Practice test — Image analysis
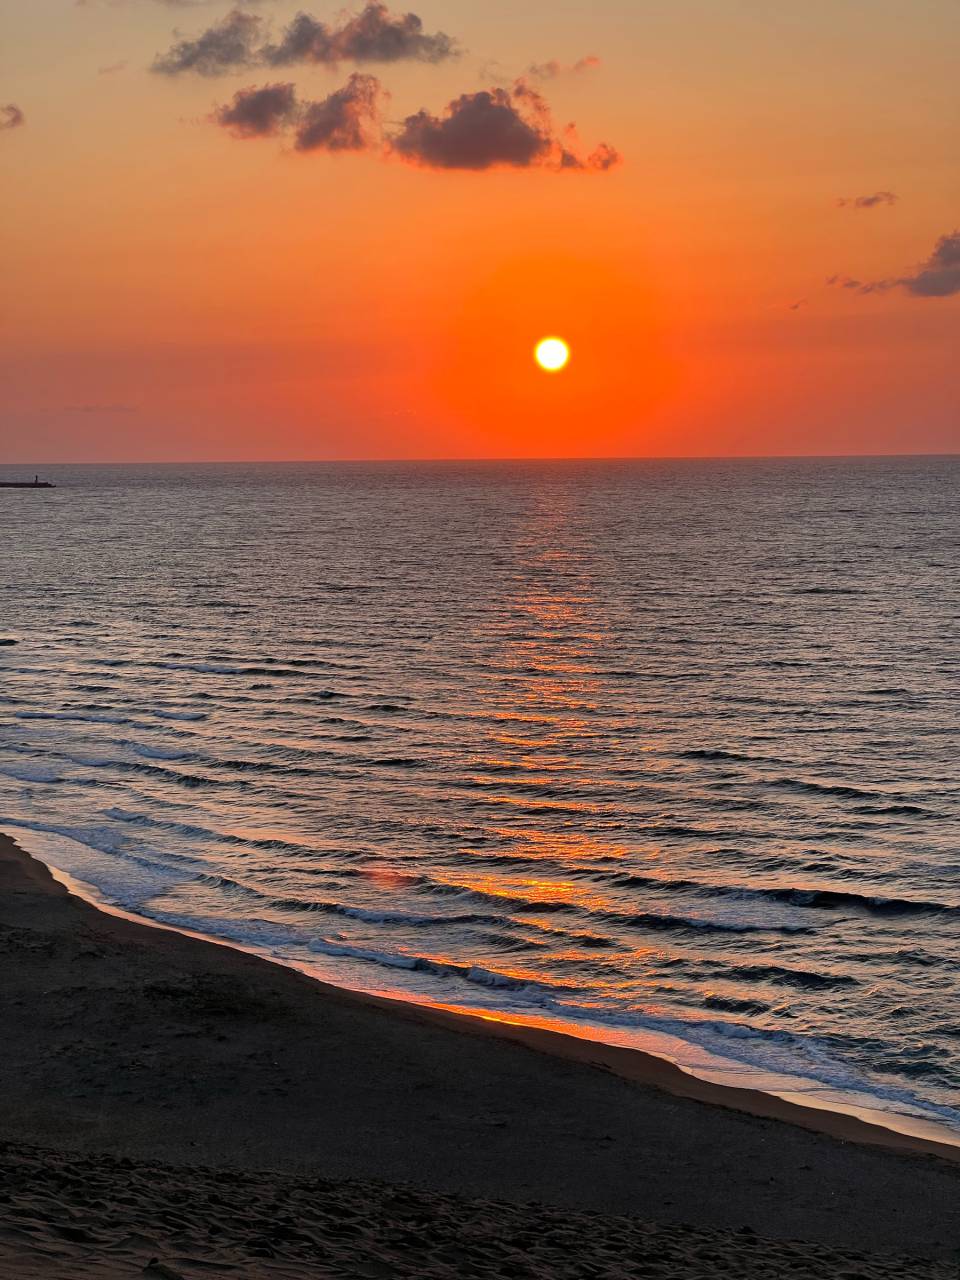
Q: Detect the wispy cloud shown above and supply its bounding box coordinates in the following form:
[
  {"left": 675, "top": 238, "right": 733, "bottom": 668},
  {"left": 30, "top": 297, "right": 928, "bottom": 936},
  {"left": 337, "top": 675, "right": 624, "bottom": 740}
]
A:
[
  {"left": 829, "top": 229, "right": 960, "bottom": 298},
  {"left": 1, "top": 104, "right": 25, "bottom": 130},
  {"left": 836, "top": 191, "right": 897, "bottom": 210},
  {"left": 526, "top": 55, "right": 600, "bottom": 80},
  {"left": 98, "top": 61, "right": 129, "bottom": 75},
  {"left": 152, "top": 8, "right": 264, "bottom": 76}
]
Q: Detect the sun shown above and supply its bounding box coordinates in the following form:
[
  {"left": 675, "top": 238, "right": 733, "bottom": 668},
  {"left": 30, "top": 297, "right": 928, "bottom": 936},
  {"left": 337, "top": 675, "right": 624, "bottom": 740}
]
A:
[{"left": 535, "top": 336, "right": 570, "bottom": 372}]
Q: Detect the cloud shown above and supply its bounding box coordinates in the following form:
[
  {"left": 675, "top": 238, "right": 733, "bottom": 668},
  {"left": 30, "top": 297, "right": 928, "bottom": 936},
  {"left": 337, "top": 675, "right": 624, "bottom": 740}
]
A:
[
  {"left": 527, "top": 54, "right": 600, "bottom": 80},
  {"left": 836, "top": 191, "right": 897, "bottom": 210},
  {"left": 263, "top": 2, "right": 457, "bottom": 67},
  {"left": 98, "top": 61, "right": 129, "bottom": 75},
  {"left": 154, "top": 3, "right": 456, "bottom": 75},
  {"left": 1, "top": 104, "right": 24, "bottom": 130},
  {"left": 899, "top": 230, "right": 960, "bottom": 297},
  {"left": 294, "top": 72, "right": 384, "bottom": 151},
  {"left": 212, "top": 81, "right": 298, "bottom": 136},
  {"left": 212, "top": 75, "right": 620, "bottom": 174},
  {"left": 211, "top": 76, "right": 385, "bottom": 150},
  {"left": 390, "top": 79, "right": 620, "bottom": 172},
  {"left": 829, "top": 229, "right": 960, "bottom": 298},
  {"left": 826, "top": 274, "right": 890, "bottom": 295},
  {"left": 151, "top": 8, "right": 265, "bottom": 75}
]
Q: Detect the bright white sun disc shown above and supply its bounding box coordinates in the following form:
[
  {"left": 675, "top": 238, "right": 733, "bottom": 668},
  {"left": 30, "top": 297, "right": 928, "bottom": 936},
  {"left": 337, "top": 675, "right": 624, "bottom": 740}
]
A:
[{"left": 535, "top": 337, "right": 570, "bottom": 372}]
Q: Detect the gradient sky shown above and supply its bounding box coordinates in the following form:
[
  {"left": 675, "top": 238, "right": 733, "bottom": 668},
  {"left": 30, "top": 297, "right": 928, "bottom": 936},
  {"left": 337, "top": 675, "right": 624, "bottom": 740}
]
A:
[{"left": 2, "top": 0, "right": 959, "bottom": 461}]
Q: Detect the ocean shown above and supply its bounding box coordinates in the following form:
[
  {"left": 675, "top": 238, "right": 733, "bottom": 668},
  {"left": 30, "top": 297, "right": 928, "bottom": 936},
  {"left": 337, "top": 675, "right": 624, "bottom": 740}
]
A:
[{"left": 1, "top": 457, "right": 958, "bottom": 1140}]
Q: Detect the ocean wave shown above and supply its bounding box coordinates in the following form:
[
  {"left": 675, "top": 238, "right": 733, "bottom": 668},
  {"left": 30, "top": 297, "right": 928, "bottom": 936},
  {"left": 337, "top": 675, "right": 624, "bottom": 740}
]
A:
[
  {"left": 129, "top": 743, "right": 193, "bottom": 761},
  {"left": 713, "top": 963, "right": 859, "bottom": 991},
  {"left": 763, "top": 776, "right": 878, "bottom": 800},
  {"left": 101, "top": 807, "right": 319, "bottom": 855},
  {"left": 192, "top": 873, "right": 504, "bottom": 929},
  {"left": 15, "top": 710, "right": 139, "bottom": 727},
  {"left": 0, "top": 763, "right": 61, "bottom": 784},
  {"left": 606, "top": 870, "right": 959, "bottom": 920},
  {"left": 612, "top": 907, "right": 815, "bottom": 935}
]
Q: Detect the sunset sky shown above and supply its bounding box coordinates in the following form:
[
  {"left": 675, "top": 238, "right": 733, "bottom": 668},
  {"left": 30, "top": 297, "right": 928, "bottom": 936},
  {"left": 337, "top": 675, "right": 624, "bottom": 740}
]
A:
[{"left": 2, "top": 0, "right": 959, "bottom": 461}]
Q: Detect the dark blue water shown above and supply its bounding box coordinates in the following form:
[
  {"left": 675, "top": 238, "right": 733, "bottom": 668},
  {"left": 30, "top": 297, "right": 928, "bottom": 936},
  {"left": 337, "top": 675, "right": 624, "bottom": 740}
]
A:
[{"left": 1, "top": 458, "right": 958, "bottom": 1137}]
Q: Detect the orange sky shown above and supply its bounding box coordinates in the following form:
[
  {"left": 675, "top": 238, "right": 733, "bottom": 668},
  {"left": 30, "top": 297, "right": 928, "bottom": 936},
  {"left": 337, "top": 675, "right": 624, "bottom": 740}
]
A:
[{"left": 1, "top": 0, "right": 959, "bottom": 461}]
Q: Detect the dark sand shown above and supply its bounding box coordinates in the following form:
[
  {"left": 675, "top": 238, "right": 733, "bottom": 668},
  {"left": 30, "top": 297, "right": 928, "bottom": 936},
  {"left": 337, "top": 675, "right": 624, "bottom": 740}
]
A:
[{"left": 1, "top": 831, "right": 958, "bottom": 1278}]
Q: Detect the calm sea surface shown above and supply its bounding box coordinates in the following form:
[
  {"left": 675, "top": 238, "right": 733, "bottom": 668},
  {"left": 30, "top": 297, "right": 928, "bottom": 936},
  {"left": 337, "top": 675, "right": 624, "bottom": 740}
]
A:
[{"left": 1, "top": 459, "right": 958, "bottom": 1136}]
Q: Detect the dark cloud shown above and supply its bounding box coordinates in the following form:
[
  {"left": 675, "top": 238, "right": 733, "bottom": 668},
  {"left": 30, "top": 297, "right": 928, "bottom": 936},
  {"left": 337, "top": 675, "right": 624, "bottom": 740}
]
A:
[
  {"left": 1, "top": 104, "right": 24, "bottom": 130},
  {"left": 211, "top": 73, "right": 619, "bottom": 176},
  {"left": 155, "top": 2, "right": 456, "bottom": 75},
  {"left": 836, "top": 191, "right": 897, "bottom": 210},
  {"left": 151, "top": 8, "right": 264, "bottom": 75},
  {"left": 212, "top": 81, "right": 298, "bottom": 137},
  {"left": 211, "top": 75, "right": 383, "bottom": 151},
  {"left": 390, "top": 80, "right": 620, "bottom": 172},
  {"left": 262, "top": 2, "right": 457, "bottom": 68},
  {"left": 899, "top": 230, "right": 960, "bottom": 297},
  {"left": 829, "top": 230, "right": 960, "bottom": 299},
  {"left": 527, "top": 54, "right": 600, "bottom": 80},
  {"left": 294, "top": 73, "right": 384, "bottom": 151}
]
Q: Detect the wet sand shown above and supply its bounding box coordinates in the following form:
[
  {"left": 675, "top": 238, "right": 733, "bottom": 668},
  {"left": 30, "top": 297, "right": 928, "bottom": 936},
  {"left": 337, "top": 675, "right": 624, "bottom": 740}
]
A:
[{"left": 1, "top": 830, "right": 958, "bottom": 1277}]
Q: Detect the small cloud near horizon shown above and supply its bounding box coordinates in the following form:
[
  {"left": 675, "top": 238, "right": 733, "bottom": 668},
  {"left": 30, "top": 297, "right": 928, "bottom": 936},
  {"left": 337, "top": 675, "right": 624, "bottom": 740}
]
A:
[
  {"left": 1, "top": 104, "right": 25, "bottom": 130},
  {"left": 829, "top": 229, "right": 960, "bottom": 298},
  {"left": 836, "top": 191, "right": 897, "bottom": 210}
]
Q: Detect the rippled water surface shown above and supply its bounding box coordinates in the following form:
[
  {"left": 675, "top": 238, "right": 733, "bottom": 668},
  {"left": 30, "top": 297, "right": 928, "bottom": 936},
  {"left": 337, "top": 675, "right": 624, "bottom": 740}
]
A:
[{"left": 2, "top": 459, "right": 958, "bottom": 1134}]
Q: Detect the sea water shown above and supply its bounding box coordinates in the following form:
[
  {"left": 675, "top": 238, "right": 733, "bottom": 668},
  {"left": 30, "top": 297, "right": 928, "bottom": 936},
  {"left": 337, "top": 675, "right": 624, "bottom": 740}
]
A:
[{"left": 1, "top": 458, "right": 958, "bottom": 1136}]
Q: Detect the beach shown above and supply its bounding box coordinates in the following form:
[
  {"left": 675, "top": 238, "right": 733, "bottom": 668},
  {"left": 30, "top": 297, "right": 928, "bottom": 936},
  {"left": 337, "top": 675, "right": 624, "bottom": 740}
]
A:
[{"left": 2, "top": 829, "right": 958, "bottom": 1278}]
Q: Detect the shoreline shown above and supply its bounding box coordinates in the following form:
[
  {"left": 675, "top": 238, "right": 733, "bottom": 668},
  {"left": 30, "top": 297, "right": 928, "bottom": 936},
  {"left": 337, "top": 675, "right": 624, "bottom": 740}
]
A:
[
  {"left": 3, "top": 826, "right": 960, "bottom": 1274},
  {"left": 30, "top": 835, "right": 960, "bottom": 1164}
]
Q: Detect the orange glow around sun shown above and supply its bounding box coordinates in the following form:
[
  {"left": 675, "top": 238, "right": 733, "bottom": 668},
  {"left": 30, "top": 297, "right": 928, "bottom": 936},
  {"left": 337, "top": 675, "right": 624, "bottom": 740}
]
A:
[{"left": 423, "top": 252, "right": 678, "bottom": 457}]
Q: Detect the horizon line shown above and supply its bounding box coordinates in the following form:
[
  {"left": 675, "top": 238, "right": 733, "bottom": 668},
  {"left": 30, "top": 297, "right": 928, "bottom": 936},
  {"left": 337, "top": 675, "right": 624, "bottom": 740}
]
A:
[{"left": 2, "top": 451, "right": 958, "bottom": 468}]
